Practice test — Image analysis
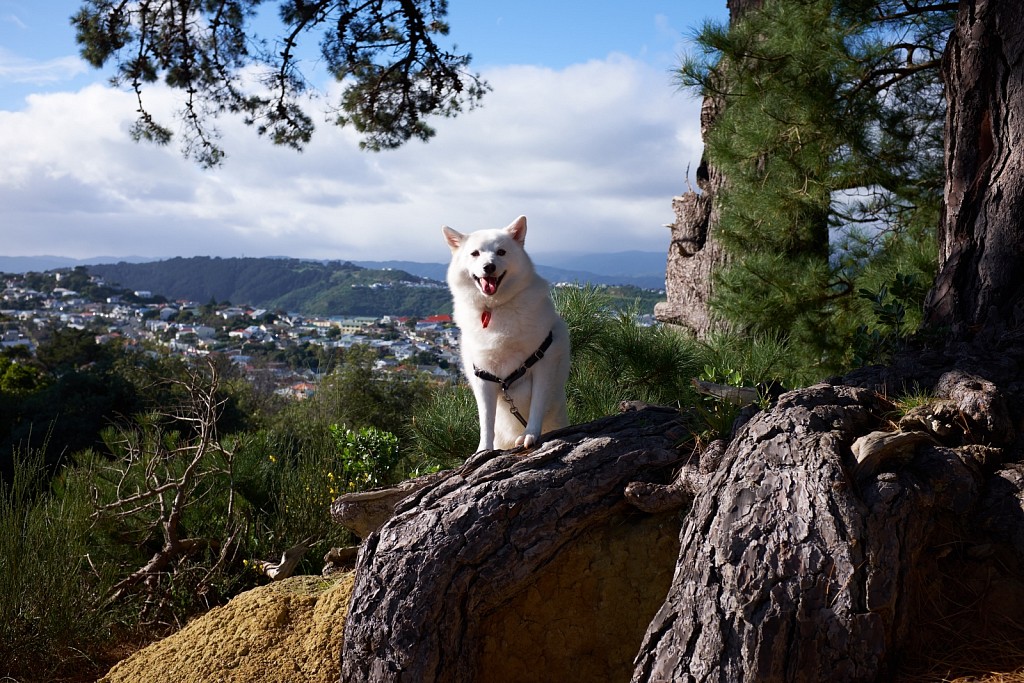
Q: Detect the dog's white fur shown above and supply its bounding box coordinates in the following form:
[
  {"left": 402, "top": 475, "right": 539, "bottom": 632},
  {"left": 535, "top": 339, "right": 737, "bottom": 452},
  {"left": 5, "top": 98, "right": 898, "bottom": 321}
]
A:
[{"left": 442, "top": 215, "right": 570, "bottom": 452}]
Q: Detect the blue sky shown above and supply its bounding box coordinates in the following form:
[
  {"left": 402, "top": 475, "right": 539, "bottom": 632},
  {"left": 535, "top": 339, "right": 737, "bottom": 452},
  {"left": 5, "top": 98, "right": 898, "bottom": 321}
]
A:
[{"left": 0, "top": 1, "right": 726, "bottom": 262}]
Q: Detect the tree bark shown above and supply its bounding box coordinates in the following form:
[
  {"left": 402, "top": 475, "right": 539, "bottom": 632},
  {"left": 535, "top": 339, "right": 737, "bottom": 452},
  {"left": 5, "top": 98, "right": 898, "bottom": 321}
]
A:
[
  {"left": 340, "top": 407, "right": 687, "bottom": 683},
  {"left": 655, "top": 0, "right": 763, "bottom": 336},
  {"left": 924, "top": 0, "right": 1024, "bottom": 343},
  {"left": 629, "top": 381, "right": 1018, "bottom": 682}
]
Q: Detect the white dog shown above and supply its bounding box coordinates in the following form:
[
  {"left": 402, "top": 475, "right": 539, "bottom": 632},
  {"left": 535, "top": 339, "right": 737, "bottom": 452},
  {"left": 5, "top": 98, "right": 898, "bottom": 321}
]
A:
[{"left": 442, "top": 215, "right": 571, "bottom": 452}]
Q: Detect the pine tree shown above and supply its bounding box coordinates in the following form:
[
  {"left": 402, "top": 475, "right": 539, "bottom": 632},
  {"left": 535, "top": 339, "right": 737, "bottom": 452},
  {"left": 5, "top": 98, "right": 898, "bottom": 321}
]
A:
[
  {"left": 72, "top": 0, "right": 489, "bottom": 166},
  {"left": 680, "top": 0, "right": 952, "bottom": 373}
]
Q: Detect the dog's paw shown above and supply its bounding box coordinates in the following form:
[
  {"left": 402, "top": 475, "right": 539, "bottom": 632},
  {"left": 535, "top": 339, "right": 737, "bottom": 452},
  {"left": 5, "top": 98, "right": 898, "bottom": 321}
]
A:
[{"left": 515, "top": 433, "right": 538, "bottom": 449}]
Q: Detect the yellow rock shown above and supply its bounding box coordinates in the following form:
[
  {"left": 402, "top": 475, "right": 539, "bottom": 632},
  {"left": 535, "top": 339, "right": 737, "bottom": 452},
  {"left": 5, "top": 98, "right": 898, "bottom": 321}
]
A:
[{"left": 101, "top": 573, "right": 355, "bottom": 683}]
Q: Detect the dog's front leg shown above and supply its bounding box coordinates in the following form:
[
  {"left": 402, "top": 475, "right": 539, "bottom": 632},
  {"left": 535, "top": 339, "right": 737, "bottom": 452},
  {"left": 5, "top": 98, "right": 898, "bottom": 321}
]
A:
[
  {"left": 471, "top": 379, "right": 499, "bottom": 452},
  {"left": 516, "top": 371, "right": 552, "bottom": 449}
]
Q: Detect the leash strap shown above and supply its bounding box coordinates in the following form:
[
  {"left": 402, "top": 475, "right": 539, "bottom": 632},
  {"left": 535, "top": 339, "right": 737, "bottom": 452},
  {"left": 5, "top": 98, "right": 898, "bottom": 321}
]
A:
[{"left": 473, "top": 331, "right": 555, "bottom": 427}]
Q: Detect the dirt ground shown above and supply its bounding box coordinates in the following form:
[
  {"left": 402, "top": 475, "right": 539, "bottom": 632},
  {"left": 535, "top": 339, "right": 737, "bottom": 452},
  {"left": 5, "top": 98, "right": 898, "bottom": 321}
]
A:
[{"left": 99, "top": 572, "right": 354, "bottom": 683}]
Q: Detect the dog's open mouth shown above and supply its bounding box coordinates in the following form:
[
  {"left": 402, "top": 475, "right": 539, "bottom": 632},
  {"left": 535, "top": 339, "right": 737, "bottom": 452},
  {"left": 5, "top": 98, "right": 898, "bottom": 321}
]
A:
[{"left": 475, "top": 272, "right": 505, "bottom": 296}]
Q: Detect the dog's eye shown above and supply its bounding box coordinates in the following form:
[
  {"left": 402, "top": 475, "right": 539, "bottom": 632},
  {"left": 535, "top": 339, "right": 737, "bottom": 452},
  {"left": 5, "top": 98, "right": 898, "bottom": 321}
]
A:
[
  {"left": 496, "top": 249, "right": 506, "bottom": 256},
  {"left": 470, "top": 250, "right": 480, "bottom": 257}
]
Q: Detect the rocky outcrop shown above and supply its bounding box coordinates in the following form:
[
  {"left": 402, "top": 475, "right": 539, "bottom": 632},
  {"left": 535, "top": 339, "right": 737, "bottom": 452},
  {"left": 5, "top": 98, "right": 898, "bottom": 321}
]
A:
[
  {"left": 339, "top": 407, "right": 687, "bottom": 683},
  {"left": 101, "top": 573, "right": 354, "bottom": 683}
]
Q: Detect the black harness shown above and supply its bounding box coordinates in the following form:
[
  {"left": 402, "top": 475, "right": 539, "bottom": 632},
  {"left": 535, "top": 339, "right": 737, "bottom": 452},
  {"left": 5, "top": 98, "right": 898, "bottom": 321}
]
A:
[{"left": 473, "top": 330, "right": 554, "bottom": 427}]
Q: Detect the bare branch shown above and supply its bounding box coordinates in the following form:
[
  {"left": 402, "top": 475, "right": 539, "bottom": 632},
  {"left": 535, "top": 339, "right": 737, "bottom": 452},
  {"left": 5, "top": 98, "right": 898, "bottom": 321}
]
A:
[{"left": 94, "top": 359, "right": 240, "bottom": 609}]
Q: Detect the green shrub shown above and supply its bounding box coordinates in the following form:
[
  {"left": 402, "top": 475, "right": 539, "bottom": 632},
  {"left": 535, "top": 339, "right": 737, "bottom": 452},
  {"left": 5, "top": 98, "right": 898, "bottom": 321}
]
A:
[
  {"left": 850, "top": 273, "right": 929, "bottom": 367},
  {"left": 82, "top": 414, "right": 362, "bottom": 622},
  {"left": 696, "top": 330, "right": 796, "bottom": 388},
  {"left": 329, "top": 424, "right": 401, "bottom": 490},
  {"left": 0, "top": 450, "right": 117, "bottom": 680},
  {"left": 407, "top": 382, "right": 478, "bottom": 467},
  {"left": 271, "top": 345, "right": 433, "bottom": 443},
  {"left": 238, "top": 429, "right": 356, "bottom": 571},
  {"left": 556, "top": 287, "right": 703, "bottom": 423}
]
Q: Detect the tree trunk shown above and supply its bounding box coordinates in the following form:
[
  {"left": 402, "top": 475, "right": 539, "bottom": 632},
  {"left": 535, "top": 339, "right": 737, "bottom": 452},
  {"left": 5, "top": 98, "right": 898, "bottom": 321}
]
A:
[
  {"left": 654, "top": 0, "right": 763, "bottom": 336},
  {"left": 629, "top": 381, "right": 1024, "bottom": 682},
  {"left": 654, "top": 182, "right": 729, "bottom": 336},
  {"left": 924, "top": 0, "right": 1024, "bottom": 343},
  {"left": 632, "top": 1, "right": 1024, "bottom": 677},
  {"left": 340, "top": 407, "right": 687, "bottom": 683}
]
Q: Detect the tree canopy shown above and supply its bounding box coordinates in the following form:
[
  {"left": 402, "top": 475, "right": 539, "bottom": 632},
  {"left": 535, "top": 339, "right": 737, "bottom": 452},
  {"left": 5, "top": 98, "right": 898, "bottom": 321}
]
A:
[
  {"left": 679, "top": 0, "right": 955, "bottom": 372},
  {"left": 72, "top": 0, "right": 489, "bottom": 166}
]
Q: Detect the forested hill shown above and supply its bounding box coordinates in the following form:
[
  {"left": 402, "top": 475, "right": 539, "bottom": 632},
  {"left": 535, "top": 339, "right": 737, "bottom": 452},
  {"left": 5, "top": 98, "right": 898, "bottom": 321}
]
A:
[{"left": 88, "top": 257, "right": 452, "bottom": 317}]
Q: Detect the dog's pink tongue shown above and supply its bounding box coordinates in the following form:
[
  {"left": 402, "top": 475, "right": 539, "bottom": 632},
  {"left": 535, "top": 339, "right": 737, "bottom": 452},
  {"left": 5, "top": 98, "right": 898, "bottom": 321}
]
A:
[{"left": 482, "top": 277, "right": 498, "bottom": 295}]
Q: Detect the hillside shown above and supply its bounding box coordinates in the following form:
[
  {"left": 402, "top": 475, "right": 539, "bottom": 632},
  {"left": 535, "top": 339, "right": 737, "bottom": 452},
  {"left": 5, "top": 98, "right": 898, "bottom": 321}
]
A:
[
  {"left": 354, "top": 252, "right": 666, "bottom": 290},
  {"left": 86, "top": 257, "right": 665, "bottom": 317},
  {"left": 88, "top": 257, "right": 452, "bottom": 317},
  {"left": 2, "top": 252, "right": 666, "bottom": 291}
]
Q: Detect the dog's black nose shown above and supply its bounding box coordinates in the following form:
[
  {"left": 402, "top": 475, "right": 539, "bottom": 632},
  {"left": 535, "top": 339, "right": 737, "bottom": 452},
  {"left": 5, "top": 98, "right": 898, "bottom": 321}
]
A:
[{"left": 483, "top": 263, "right": 496, "bottom": 274}]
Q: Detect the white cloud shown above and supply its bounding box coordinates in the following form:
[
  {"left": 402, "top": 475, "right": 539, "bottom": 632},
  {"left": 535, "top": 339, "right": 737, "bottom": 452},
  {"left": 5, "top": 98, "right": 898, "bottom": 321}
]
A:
[
  {"left": 0, "top": 55, "right": 704, "bottom": 263},
  {"left": 0, "top": 47, "right": 87, "bottom": 84},
  {"left": 1, "top": 13, "right": 27, "bottom": 30}
]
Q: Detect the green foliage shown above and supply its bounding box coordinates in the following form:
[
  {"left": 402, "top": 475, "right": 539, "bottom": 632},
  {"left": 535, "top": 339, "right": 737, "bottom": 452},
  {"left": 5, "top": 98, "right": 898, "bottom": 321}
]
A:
[
  {"left": 0, "top": 450, "right": 117, "bottom": 681},
  {"left": 0, "top": 317, "right": 438, "bottom": 665},
  {"left": 329, "top": 425, "right": 401, "bottom": 491},
  {"left": 407, "top": 383, "right": 479, "bottom": 467},
  {"left": 700, "top": 365, "right": 744, "bottom": 390},
  {"left": 35, "top": 327, "right": 114, "bottom": 375},
  {"left": 72, "top": 0, "right": 488, "bottom": 165},
  {"left": 556, "top": 286, "right": 702, "bottom": 423},
  {"left": 862, "top": 276, "right": 914, "bottom": 333},
  {"left": 80, "top": 364, "right": 358, "bottom": 624},
  {"left": 272, "top": 345, "right": 433, "bottom": 443},
  {"left": 889, "top": 387, "right": 937, "bottom": 419},
  {"left": 0, "top": 356, "right": 47, "bottom": 395},
  {"left": 693, "top": 365, "right": 747, "bottom": 442},
  {"left": 234, "top": 429, "right": 354, "bottom": 565},
  {"left": 0, "top": 339, "right": 266, "bottom": 488},
  {"left": 680, "top": 0, "right": 948, "bottom": 376},
  {"left": 580, "top": 285, "right": 665, "bottom": 316},
  {"left": 428, "top": 287, "right": 802, "bottom": 448},
  {"left": 2, "top": 361, "right": 138, "bottom": 479},
  {"left": 851, "top": 273, "right": 928, "bottom": 366},
  {"left": 82, "top": 411, "right": 243, "bottom": 619},
  {"left": 697, "top": 329, "right": 795, "bottom": 388},
  {"left": 692, "top": 332, "right": 794, "bottom": 440}
]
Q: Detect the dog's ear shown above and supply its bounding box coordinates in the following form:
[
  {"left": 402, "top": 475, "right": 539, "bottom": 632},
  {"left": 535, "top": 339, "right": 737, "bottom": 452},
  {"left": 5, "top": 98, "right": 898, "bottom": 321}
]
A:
[
  {"left": 441, "top": 225, "right": 465, "bottom": 252},
  {"left": 506, "top": 215, "right": 527, "bottom": 245}
]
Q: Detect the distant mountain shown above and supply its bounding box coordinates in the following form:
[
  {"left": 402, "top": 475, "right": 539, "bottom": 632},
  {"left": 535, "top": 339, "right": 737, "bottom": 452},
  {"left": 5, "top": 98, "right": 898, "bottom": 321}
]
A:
[
  {"left": 0, "top": 255, "right": 154, "bottom": 273},
  {"left": 80, "top": 255, "right": 667, "bottom": 317},
  {"left": 88, "top": 257, "right": 452, "bottom": 317},
  {"left": 1, "top": 251, "right": 666, "bottom": 289},
  {"left": 535, "top": 250, "right": 667, "bottom": 279},
  {"left": 355, "top": 251, "right": 666, "bottom": 290},
  {"left": 351, "top": 261, "right": 449, "bottom": 282}
]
